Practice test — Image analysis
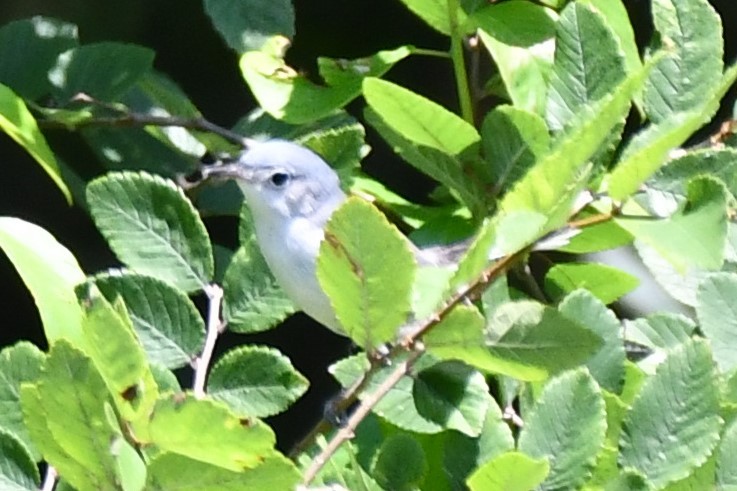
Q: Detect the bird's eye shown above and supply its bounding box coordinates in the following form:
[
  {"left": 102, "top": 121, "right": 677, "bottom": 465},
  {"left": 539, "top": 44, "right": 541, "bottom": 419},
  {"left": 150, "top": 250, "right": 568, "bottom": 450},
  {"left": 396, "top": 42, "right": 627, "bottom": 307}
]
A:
[{"left": 269, "top": 172, "right": 290, "bottom": 187}]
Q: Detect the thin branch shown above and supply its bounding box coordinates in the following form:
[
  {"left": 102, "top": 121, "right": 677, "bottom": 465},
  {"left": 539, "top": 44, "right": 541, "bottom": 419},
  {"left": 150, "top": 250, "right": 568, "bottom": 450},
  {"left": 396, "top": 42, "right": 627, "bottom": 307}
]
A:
[
  {"left": 40, "top": 465, "right": 57, "bottom": 491},
  {"left": 36, "top": 93, "right": 249, "bottom": 147},
  {"left": 302, "top": 347, "right": 424, "bottom": 485},
  {"left": 193, "top": 284, "right": 224, "bottom": 398}
]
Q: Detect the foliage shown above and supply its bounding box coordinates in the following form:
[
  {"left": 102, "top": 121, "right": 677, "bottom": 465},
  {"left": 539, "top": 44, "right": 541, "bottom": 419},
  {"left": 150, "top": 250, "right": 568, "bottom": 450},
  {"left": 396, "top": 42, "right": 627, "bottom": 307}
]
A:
[{"left": 1, "top": 0, "right": 737, "bottom": 490}]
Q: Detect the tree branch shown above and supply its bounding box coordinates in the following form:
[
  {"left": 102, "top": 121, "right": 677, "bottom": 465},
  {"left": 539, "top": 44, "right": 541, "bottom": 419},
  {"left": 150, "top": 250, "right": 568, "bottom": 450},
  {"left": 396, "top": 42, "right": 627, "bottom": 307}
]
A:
[{"left": 192, "top": 284, "right": 224, "bottom": 398}]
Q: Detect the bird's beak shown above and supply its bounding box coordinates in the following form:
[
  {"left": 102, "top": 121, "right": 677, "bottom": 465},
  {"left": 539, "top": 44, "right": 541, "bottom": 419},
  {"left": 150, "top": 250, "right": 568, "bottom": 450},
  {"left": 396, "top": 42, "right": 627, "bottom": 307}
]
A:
[{"left": 201, "top": 162, "right": 254, "bottom": 183}]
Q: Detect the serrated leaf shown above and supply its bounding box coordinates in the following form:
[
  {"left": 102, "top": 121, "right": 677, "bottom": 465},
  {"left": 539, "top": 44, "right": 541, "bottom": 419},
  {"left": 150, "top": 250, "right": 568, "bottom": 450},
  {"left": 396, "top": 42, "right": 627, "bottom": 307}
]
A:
[
  {"left": 87, "top": 171, "right": 214, "bottom": 292},
  {"left": 647, "top": 147, "right": 737, "bottom": 201},
  {"left": 0, "top": 217, "right": 85, "bottom": 345},
  {"left": 556, "top": 209, "right": 633, "bottom": 253},
  {"left": 223, "top": 245, "right": 295, "bottom": 334},
  {"left": 146, "top": 453, "right": 300, "bottom": 491},
  {"left": 617, "top": 177, "right": 727, "bottom": 272},
  {"left": 0, "top": 16, "right": 78, "bottom": 99},
  {"left": 207, "top": 345, "right": 308, "bottom": 418},
  {"left": 0, "top": 342, "right": 45, "bottom": 460},
  {"left": 372, "top": 434, "right": 427, "bottom": 491},
  {"left": 467, "top": 451, "right": 549, "bottom": 491},
  {"left": 642, "top": 0, "right": 723, "bottom": 122},
  {"left": 0, "top": 84, "right": 71, "bottom": 202},
  {"left": 518, "top": 369, "right": 606, "bottom": 490},
  {"left": 472, "top": 2, "right": 556, "bottom": 113},
  {"left": 413, "top": 360, "right": 491, "bottom": 437},
  {"left": 20, "top": 341, "right": 138, "bottom": 491},
  {"left": 545, "top": 2, "right": 627, "bottom": 132},
  {"left": 330, "top": 354, "right": 451, "bottom": 434},
  {"left": 607, "top": 64, "right": 737, "bottom": 200},
  {"left": 498, "top": 56, "right": 650, "bottom": 233},
  {"left": 544, "top": 262, "right": 639, "bottom": 304},
  {"left": 624, "top": 312, "right": 695, "bottom": 353},
  {"left": 204, "top": 0, "right": 294, "bottom": 53},
  {"left": 93, "top": 270, "right": 206, "bottom": 369},
  {"left": 317, "top": 197, "right": 416, "bottom": 347},
  {"left": 619, "top": 338, "right": 722, "bottom": 488},
  {"left": 49, "top": 42, "right": 154, "bottom": 102},
  {"left": 480, "top": 105, "right": 550, "bottom": 192},
  {"left": 76, "top": 283, "right": 158, "bottom": 421},
  {"left": 0, "top": 429, "right": 39, "bottom": 490},
  {"left": 240, "top": 46, "right": 411, "bottom": 124},
  {"left": 489, "top": 301, "right": 602, "bottom": 379},
  {"left": 717, "top": 418, "right": 737, "bottom": 487},
  {"left": 144, "top": 394, "right": 277, "bottom": 472},
  {"left": 559, "top": 290, "right": 625, "bottom": 393},
  {"left": 696, "top": 272, "right": 737, "bottom": 372}
]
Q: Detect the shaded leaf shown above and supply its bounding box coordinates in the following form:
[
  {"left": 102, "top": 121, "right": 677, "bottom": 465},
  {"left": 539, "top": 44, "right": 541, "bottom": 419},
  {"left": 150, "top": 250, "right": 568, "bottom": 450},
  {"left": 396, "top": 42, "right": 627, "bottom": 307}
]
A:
[
  {"left": 544, "top": 262, "right": 639, "bottom": 304},
  {"left": 373, "top": 434, "right": 427, "bottom": 491},
  {"left": 467, "top": 451, "right": 549, "bottom": 491},
  {"left": 204, "top": 0, "right": 294, "bottom": 53},
  {"left": 0, "top": 429, "right": 39, "bottom": 490},
  {"left": 696, "top": 272, "right": 737, "bottom": 372}
]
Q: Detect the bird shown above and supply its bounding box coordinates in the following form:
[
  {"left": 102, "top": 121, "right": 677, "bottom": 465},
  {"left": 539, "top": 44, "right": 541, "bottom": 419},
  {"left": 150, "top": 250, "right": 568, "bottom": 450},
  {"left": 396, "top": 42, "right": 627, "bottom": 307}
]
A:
[{"left": 201, "top": 139, "right": 580, "bottom": 337}]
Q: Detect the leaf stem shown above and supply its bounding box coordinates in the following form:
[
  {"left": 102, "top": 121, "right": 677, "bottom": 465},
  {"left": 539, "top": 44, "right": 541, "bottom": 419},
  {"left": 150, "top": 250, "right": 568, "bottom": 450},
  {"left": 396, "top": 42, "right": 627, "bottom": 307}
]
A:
[
  {"left": 412, "top": 47, "right": 452, "bottom": 59},
  {"left": 447, "top": 0, "right": 474, "bottom": 124},
  {"left": 192, "top": 284, "right": 224, "bottom": 398}
]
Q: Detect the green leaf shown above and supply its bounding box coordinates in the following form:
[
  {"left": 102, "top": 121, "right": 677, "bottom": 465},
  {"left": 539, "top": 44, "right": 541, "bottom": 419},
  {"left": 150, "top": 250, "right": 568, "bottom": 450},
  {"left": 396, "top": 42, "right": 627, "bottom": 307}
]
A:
[
  {"left": 716, "top": 418, "right": 737, "bottom": 488},
  {"left": 86, "top": 171, "right": 214, "bottom": 292},
  {"left": 556, "top": 209, "right": 632, "bottom": 253},
  {"left": 0, "top": 217, "right": 85, "bottom": 346},
  {"left": 472, "top": 2, "right": 556, "bottom": 114},
  {"left": 646, "top": 147, "right": 737, "bottom": 201},
  {"left": 619, "top": 339, "right": 722, "bottom": 488},
  {"left": 207, "top": 345, "right": 308, "bottom": 418},
  {"left": 0, "top": 342, "right": 45, "bottom": 460},
  {"left": 20, "top": 341, "right": 140, "bottom": 491},
  {"left": 240, "top": 46, "right": 411, "bottom": 124},
  {"left": 0, "top": 16, "right": 78, "bottom": 100},
  {"left": 607, "top": 65, "right": 737, "bottom": 200},
  {"left": 413, "top": 360, "right": 491, "bottom": 437},
  {"left": 0, "top": 429, "right": 39, "bottom": 490},
  {"left": 76, "top": 283, "right": 158, "bottom": 422},
  {"left": 518, "top": 369, "right": 606, "bottom": 490},
  {"left": 617, "top": 177, "right": 728, "bottom": 272},
  {"left": 93, "top": 271, "right": 206, "bottom": 369},
  {"left": 223, "top": 245, "right": 295, "bottom": 334},
  {"left": 203, "top": 0, "right": 294, "bottom": 53},
  {"left": 559, "top": 290, "right": 625, "bottom": 393},
  {"left": 498, "top": 56, "right": 650, "bottom": 232},
  {"left": 578, "top": 0, "right": 642, "bottom": 80},
  {"left": 696, "top": 272, "right": 737, "bottom": 373},
  {"left": 144, "top": 395, "right": 277, "bottom": 472},
  {"left": 363, "top": 77, "right": 479, "bottom": 156},
  {"left": 330, "top": 354, "right": 461, "bottom": 434},
  {"left": 49, "top": 42, "right": 154, "bottom": 102},
  {"left": 317, "top": 197, "right": 416, "bottom": 347},
  {"left": 0, "top": 84, "right": 71, "bottom": 202},
  {"left": 364, "top": 107, "right": 486, "bottom": 213},
  {"left": 544, "top": 262, "right": 639, "bottom": 304},
  {"left": 467, "top": 451, "right": 549, "bottom": 491},
  {"left": 489, "top": 301, "right": 602, "bottom": 379},
  {"left": 624, "top": 313, "right": 695, "bottom": 353},
  {"left": 147, "top": 453, "right": 300, "bottom": 491},
  {"left": 642, "top": 0, "right": 723, "bottom": 122},
  {"left": 397, "top": 0, "right": 485, "bottom": 35},
  {"left": 480, "top": 105, "right": 550, "bottom": 192},
  {"left": 545, "top": 2, "right": 627, "bottom": 132},
  {"left": 372, "top": 434, "right": 427, "bottom": 491}
]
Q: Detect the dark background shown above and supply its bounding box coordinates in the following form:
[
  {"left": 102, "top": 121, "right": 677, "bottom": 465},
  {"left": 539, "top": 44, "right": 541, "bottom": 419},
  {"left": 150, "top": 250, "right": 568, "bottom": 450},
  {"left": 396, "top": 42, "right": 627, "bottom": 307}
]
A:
[{"left": 0, "top": 0, "right": 735, "bottom": 450}]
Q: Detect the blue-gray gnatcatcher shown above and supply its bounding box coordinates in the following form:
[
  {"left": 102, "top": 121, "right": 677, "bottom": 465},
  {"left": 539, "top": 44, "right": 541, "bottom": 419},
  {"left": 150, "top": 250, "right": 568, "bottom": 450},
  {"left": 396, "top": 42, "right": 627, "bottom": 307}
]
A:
[{"left": 202, "top": 139, "right": 579, "bottom": 336}]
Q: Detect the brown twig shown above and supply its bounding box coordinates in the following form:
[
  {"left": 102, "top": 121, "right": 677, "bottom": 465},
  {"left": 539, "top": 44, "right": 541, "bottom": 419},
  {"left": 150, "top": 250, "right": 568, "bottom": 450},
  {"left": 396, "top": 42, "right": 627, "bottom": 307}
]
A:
[{"left": 37, "top": 93, "right": 249, "bottom": 147}]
